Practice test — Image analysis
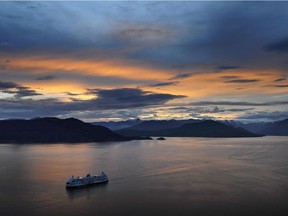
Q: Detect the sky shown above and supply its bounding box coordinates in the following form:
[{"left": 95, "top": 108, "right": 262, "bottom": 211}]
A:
[{"left": 0, "top": 1, "right": 288, "bottom": 122}]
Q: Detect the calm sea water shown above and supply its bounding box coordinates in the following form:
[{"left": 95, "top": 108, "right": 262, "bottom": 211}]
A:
[{"left": 0, "top": 137, "right": 287, "bottom": 216}]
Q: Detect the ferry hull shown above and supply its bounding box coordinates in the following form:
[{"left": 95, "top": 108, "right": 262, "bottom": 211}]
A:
[{"left": 66, "top": 179, "right": 109, "bottom": 189}]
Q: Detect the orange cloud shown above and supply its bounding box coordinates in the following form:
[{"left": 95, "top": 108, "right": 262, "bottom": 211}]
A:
[
  {"left": 9, "top": 56, "right": 173, "bottom": 81},
  {"left": 144, "top": 69, "right": 288, "bottom": 100}
]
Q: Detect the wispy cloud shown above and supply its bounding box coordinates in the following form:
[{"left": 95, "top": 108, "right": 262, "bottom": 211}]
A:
[
  {"left": 34, "top": 75, "right": 56, "bottom": 81},
  {"left": 238, "top": 110, "right": 288, "bottom": 121},
  {"left": 191, "top": 100, "right": 288, "bottom": 106},
  {"left": 274, "top": 84, "right": 288, "bottom": 88},
  {"left": 169, "top": 73, "right": 193, "bottom": 80},
  {"left": 274, "top": 77, "right": 286, "bottom": 82},
  {"left": 148, "top": 81, "right": 178, "bottom": 87},
  {"left": 224, "top": 79, "right": 260, "bottom": 83},
  {"left": 214, "top": 65, "right": 242, "bottom": 72}
]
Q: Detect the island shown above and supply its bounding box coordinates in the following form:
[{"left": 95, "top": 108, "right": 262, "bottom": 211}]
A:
[{"left": 0, "top": 117, "right": 130, "bottom": 143}]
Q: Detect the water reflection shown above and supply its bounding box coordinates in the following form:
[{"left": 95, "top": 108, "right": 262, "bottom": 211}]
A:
[{"left": 66, "top": 182, "right": 109, "bottom": 200}]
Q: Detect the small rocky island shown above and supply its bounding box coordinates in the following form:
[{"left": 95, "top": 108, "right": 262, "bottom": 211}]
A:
[{"left": 156, "top": 137, "right": 166, "bottom": 140}]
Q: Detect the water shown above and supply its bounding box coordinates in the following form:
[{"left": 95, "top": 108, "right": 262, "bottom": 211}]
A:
[{"left": 0, "top": 137, "right": 287, "bottom": 216}]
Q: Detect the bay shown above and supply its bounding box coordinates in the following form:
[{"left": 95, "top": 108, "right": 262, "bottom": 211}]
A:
[{"left": 0, "top": 137, "right": 287, "bottom": 216}]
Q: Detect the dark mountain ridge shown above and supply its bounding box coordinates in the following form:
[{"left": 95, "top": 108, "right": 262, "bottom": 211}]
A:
[
  {"left": 259, "top": 118, "right": 288, "bottom": 136},
  {"left": 91, "top": 118, "right": 141, "bottom": 130},
  {"left": 124, "top": 119, "right": 202, "bottom": 131},
  {"left": 0, "top": 117, "right": 129, "bottom": 143},
  {"left": 117, "top": 120, "right": 262, "bottom": 137}
]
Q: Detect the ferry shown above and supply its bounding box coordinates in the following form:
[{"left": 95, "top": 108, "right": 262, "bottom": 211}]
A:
[{"left": 66, "top": 172, "right": 109, "bottom": 188}]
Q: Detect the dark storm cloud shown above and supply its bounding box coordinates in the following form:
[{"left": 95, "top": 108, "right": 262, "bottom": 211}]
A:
[
  {"left": 224, "top": 79, "right": 260, "bottom": 83},
  {"left": 35, "top": 75, "right": 56, "bottom": 81},
  {"left": 11, "top": 87, "right": 42, "bottom": 98},
  {"left": 263, "top": 37, "right": 288, "bottom": 54},
  {"left": 0, "top": 88, "right": 185, "bottom": 119},
  {"left": 2, "top": 87, "right": 42, "bottom": 98},
  {"left": 0, "top": 80, "right": 18, "bottom": 89},
  {"left": 148, "top": 81, "right": 178, "bottom": 87},
  {"left": 0, "top": 80, "right": 42, "bottom": 98},
  {"left": 191, "top": 100, "right": 288, "bottom": 107},
  {"left": 86, "top": 88, "right": 185, "bottom": 109}
]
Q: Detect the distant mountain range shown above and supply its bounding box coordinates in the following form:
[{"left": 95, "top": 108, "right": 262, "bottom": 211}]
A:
[
  {"left": 92, "top": 119, "right": 201, "bottom": 131},
  {"left": 222, "top": 119, "right": 288, "bottom": 136},
  {"left": 116, "top": 120, "right": 261, "bottom": 138},
  {"left": 1, "top": 117, "right": 286, "bottom": 144},
  {"left": 0, "top": 117, "right": 129, "bottom": 143},
  {"left": 258, "top": 118, "right": 288, "bottom": 136},
  {"left": 91, "top": 118, "right": 142, "bottom": 131},
  {"left": 93, "top": 118, "right": 288, "bottom": 136}
]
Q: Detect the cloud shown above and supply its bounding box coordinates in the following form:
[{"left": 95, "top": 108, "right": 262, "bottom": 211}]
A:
[
  {"left": 219, "top": 75, "right": 241, "bottom": 79},
  {"left": 0, "top": 80, "right": 19, "bottom": 89},
  {"left": 263, "top": 37, "right": 288, "bottom": 53},
  {"left": 238, "top": 110, "right": 288, "bottom": 121},
  {"left": 0, "top": 2, "right": 288, "bottom": 122},
  {"left": 0, "top": 87, "right": 186, "bottom": 119},
  {"left": 0, "top": 58, "right": 10, "bottom": 70},
  {"left": 224, "top": 79, "right": 260, "bottom": 83},
  {"left": 11, "top": 87, "right": 42, "bottom": 98},
  {"left": 214, "top": 65, "right": 242, "bottom": 72},
  {"left": 191, "top": 100, "right": 288, "bottom": 106},
  {"left": 34, "top": 75, "right": 56, "bottom": 81},
  {"left": 112, "top": 24, "right": 172, "bottom": 44},
  {"left": 227, "top": 108, "right": 253, "bottom": 112},
  {"left": 86, "top": 88, "right": 186, "bottom": 109},
  {"left": 0, "top": 80, "right": 42, "bottom": 98},
  {"left": 2, "top": 86, "right": 42, "bottom": 98},
  {"left": 0, "top": 65, "right": 7, "bottom": 70},
  {"left": 274, "top": 84, "right": 288, "bottom": 88},
  {"left": 274, "top": 77, "right": 286, "bottom": 82},
  {"left": 66, "top": 92, "right": 80, "bottom": 96},
  {"left": 0, "top": 42, "right": 9, "bottom": 46},
  {"left": 170, "top": 106, "right": 252, "bottom": 114},
  {"left": 148, "top": 81, "right": 178, "bottom": 87},
  {"left": 169, "top": 73, "right": 193, "bottom": 80}
]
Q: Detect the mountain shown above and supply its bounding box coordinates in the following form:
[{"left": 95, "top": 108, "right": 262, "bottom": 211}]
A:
[
  {"left": 259, "top": 118, "right": 288, "bottom": 136},
  {"left": 91, "top": 118, "right": 142, "bottom": 130},
  {"left": 125, "top": 119, "right": 202, "bottom": 131},
  {"left": 222, "top": 120, "right": 272, "bottom": 134},
  {"left": 0, "top": 117, "right": 129, "bottom": 143},
  {"left": 117, "top": 120, "right": 262, "bottom": 137}
]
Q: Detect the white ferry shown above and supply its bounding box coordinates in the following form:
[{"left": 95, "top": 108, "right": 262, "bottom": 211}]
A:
[{"left": 66, "top": 172, "right": 109, "bottom": 188}]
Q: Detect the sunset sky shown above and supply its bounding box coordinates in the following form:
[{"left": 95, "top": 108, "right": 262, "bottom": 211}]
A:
[{"left": 0, "top": 1, "right": 288, "bottom": 122}]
